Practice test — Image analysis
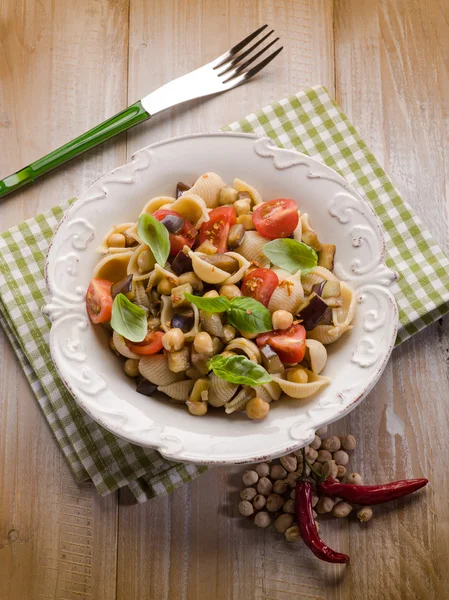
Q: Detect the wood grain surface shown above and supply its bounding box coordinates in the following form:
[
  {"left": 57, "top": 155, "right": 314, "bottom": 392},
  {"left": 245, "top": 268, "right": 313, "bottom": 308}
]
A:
[{"left": 0, "top": 1, "right": 448, "bottom": 599}]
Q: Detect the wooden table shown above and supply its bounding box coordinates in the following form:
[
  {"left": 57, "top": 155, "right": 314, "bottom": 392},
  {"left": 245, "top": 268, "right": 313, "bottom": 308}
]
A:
[{"left": 1, "top": 1, "right": 449, "bottom": 598}]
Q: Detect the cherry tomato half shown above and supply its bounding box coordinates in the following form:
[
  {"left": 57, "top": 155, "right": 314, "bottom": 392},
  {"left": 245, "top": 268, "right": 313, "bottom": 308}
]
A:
[
  {"left": 241, "top": 268, "right": 279, "bottom": 307},
  {"left": 252, "top": 198, "right": 299, "bottom": 239},
  {"left": 153, "top": 209, "right": 197, "bottom": 255},
  {"left": 199, "top": 206, "right": 236, "bottom": 253},
  {"left": 86, "top": 278, "right": 113, "bottom": 324},
  {"left": 257, "top": 324, "right": 306, "bottom": 364},
  {"left": 125, "top": 331, "right": 164, "bottom": 355}
]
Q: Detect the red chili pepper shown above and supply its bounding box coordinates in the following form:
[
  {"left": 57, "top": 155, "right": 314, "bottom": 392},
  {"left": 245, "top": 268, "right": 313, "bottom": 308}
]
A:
[
  {"left": 317, "top": 478, "right": 428, "bottom": 506},
  {"left": 295, "top": 480, "right": 350, "bottom": 564}
]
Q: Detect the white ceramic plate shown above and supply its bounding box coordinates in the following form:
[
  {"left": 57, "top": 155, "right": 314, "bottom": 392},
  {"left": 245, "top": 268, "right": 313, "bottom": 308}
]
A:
[{"left": 44, "top": 133, "right": 398, "bottom": 464}]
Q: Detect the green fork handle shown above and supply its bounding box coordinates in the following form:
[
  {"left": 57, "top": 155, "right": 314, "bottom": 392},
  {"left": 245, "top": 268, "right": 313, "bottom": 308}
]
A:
[{"left": 0, "top": 100, "right": 150, "bottom": 199}]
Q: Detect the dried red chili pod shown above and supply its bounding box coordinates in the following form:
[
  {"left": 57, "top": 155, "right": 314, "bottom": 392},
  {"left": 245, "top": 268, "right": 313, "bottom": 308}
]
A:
[{"left": 317, "top": 477, "right": 428, "bottom": 506}]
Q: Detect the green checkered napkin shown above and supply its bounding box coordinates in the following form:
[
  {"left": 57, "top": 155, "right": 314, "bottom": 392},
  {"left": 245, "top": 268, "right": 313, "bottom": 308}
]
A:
[{"left": 1, "top": 85, "right": 448, "bottom": 502}]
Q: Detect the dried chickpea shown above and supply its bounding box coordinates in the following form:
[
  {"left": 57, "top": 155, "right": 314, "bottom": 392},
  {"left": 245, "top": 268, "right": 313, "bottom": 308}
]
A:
[
  {"left": 313, "top": 462, "right": 323, "bottom": 476},
  {"left": 310, "top": 435, "right": 322, "bottom": 451},
  {"left": 322, "top": 436, "right": 341, "bottom": 452},
  {"left": 337, "top": 465, "right": 347, "bottom": 479},
  {"left": 234, "top": 198, "right": 251, "bottom": 216},
  {"left": 123, "top": 359, "right": 140, "bottom": 378},
  {"left": 239, "top": 500, "right": 254, "bottom": 517},
  {"left": 286, "top": 471, "right": 300, "bottom": 489},
  {"left": 219, "top": 284, "right": 242, "bottom": 300},
  {"left": 240, "top": 487, "right": 257, "bottom": 502},
  {"left": 203, "top": 290, "right": 219, "bottom": 298},
  {"left": 107, "top": 232, "right": 126, "bottom": 247},
  {"left": 255, "top": 463, "right": 270, "bottom": 478},
  {"left": 257, "top": 477, "right": 273, "bottom": 496},
  {"left": 346, "top": 472, "right": 362, "bottom": 485},
  {"left": 177, "top": 271, "right": 203, "bottom": 292},
  {"left": 316, "top": 425, "right": 328, "bottom": 437},
  {"left": 316, "top": 496, "right": 334, "bottom": 514},
  {"left": 357, "top": 507, "right": 373, "bottom": 523},
  {"left": 221, "top": 324, "right": 236, "bottom": 343},
  {"left": 286, "top": 367, "right": 309, "bottom": 384},
  {"left": 162, "top": 328, "right": 185, "bottom": 352},
  {"left": 283, "top": 499, "right": 295, "bottom": 515},
  {"left": 253, "top": 494, "right": 267, "bottom": 510},
  {"left": 242, "top": 470, "right": 259, "bottom": 486},
  {"left": 187, "top": 401, "right": 208, "bottom": 416},
  {"left": 274, "top": 514, "right": 294, "bottom": 533},
  {"left": 246, "top": 397, "right": 270, "bottom": 420},
  {"left": 270, "top": 465, "right": 287, "bottom": 480},
  {"left": 193, "top": 331, "right": 214, "bottom": 354},
  {"left": 332, "top": 501, "right": 353, "bottom": 518},
  {"left": 266, "top": 493, "right": 285, "bottom": 512},
  {"left": 272, "top": 310, "right": 293, "bottom": 330},
  {"left": 137, "top": 248, "right": 154, "bottom": 273},
  {"left": 157, "top": 278, "right": 176, "bottom": 295},
  {"left": 254, "top": 511, "right": 271, "bottom": 528},
  {"left": 237, "top": 214, "right": 256, "bottom": 230},
  {"left": 333, "top": 450, "right": 349, "bottom": 466},
  {"left": 306, "top": 448, "right": 318, "bottom": 462},
  {"left": 285, "top": 525, "right": 301, "bottom": 542},
  {"left": 280, "top": 455, "right": 298, "bottom": 473},
  {"left": 322, "top": 460, "right": 338, "bottom": 480},
  {"left": 273, "top": 480, "right": 288, "bottom": 495},
  {"left": 311, "top": 492, "right": 319, "bottom": 508},
  {"left": 316, "top": 450, "right": 332, "bottom": 463},
  {"left": 290, "top": 489, "right": 296, "bottom": 500},
  {"left": 341, "top": 434, "right": 356, "bottom": 451}
]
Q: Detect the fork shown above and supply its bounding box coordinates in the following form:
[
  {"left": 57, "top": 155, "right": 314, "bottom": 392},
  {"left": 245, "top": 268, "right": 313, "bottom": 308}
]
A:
[{"left": 0, "top": 25, "right": 282, "bottom": 199}]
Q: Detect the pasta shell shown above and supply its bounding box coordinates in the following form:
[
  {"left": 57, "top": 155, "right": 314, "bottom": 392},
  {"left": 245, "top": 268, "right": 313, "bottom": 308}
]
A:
[
  {"left": 304, "top": 339, "right": 327, "bottom": 374},
  {"left": 186, "top": 172, "right": 226, "bottom": 208},
  {"left": 170, "top": 193, "right": 209, "bottom": 228},
  {"left": 189, "top": 250, "right": 229, "bottom": 284},
  {"left": 233, "top": 178, "right": 263, "bottom": 206},
  {"left": 208, "top": 374, "right": 238, "bottom": 407},
  {"left": 146, "top": 264, "right": 178, "bottom": 291},
  {"left": 292, "top": 212, "right": 302, "bottom": 242},
  {"left": 235, "top": 231, "right": 271, "bottom": 268},
  {"left": 273, "top": 370, "right": 330, "bottom": 399},
  {"left": 225, "top": 386, "right": 255, "bottom": 414},
  {"left": 307, "top": 324, "right": 353, "bottom": 345},
  {"left": 124, "top": 223, "right": 142, "bottom": 246},
  {"left": 301, "top": 266, "right": 339, "bottom": 294},
  {"left": 93, "top": 250, "right": 134, "bottom": 283},
  {"left": 138, "top": 354, "right": 184, "bottom": 386},
  {"left": 141, "top": 196, "right": 175, "bottom": 215},
  {"left": 261, "top": 380, "right": 282, "bottom": 401},
  {"left": 112, "top": 331, "right": 141, "bottom": 359},
  {"left": 96, "top": 222, "right": 135, "bottom": 253},
  {"left": 224, "top": 338, "right": 261, "bottom": 364},
  {"left": 222, "top": 252, "right": 251, "bottom": 285},
  {"left": 159, "top": 295, "right": 200, "bottom": 341},
  {"left": 252, "top": 385, "right": 273, "bottom": 404},
  {"left": 332, "top": 282, "right": 357, "bottom": 327},
  {"left": 158, "top": 380, "right": 194, "bottom": 402},
  {"left": 300, "top": 213, "right": 313, "bottom": 233},
  {"left": 268, "top": 271, "right": 304, "bottom": 314},
  {"left": 127, "top": 244, "right": 156, "bottom": 282},
  {"left": 133, "top": 280, "right": 151, "bottom": 309}
]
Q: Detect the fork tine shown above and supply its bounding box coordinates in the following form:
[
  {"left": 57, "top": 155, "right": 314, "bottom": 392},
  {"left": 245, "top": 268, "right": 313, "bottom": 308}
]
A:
[
  {"left": 222, "top": 46, "right": 283, "bottom": 89},
  {"left": 221, "top": 37, "right": 280, "bottom": 82},
  {"left": 213, "top": 24, "right": 269, "bottom": 68},
  {"left": 217, "top": 29, "right": 275, "bottom": 75}
]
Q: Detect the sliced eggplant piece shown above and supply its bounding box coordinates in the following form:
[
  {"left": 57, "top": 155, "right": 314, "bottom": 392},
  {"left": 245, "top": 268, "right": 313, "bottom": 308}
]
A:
[
  {"left": 321, "top": 307, "right": 333, "bottom": 325},
  {"left": 111, "top": 274, "right": 133, "bottom": 299},
  {"left": 176, "top": 181, "right": 190, "bottom": 198},
  {"left": 161, "top": 214, "right": 185, "bottom": 234},
  {"left": 191, "top": 349, "right": 211, "bottom": 375},
  {"left": 171, "top": 283, "right": 193, "bottom": 308},
  {"left": 196, "top": 239, "right": 218, "bottom": 255},
  {"left": 200, "top": 310, "right": 224, "bottom": 337},
  {"left": 227, "top": 224, "right": 246, "bottom": 249},
  {"left": 218, "top": 186, "right": 239, "bottom": 205},
  {"left": 171, "top": 309, "right": 195, "bottom": 333},
  {"left": 296, "top": 292, "right": 330, "bottom": 331},
  {"left": 136, "top": 377, "right": 158, "bottom": 397},
  {"left": 171, "top": 250, "right": 193, "bottom": 275},
  {"left": 302, "top": 230, "right": 322, "bottom": 252},
  {"left": 260, "top": 344, "right": 284, "bottom": 374},
  {"left": 168, "top": 347, "right": 190, "bottom": 373},
  {"left": 312, "top": 279, "right": 341, "bottom": 299},
  {"left": 202, "top": 253, "right": 240, "bottom": 273},
  {"left": 318, "top": 244, "right": 336, "bottom": 271},
  {"left": 324, "top": 296, "right": 344, "bottom": 308},
  {"left": 312, "top": 281, "right": 326, "bottom": 297}
]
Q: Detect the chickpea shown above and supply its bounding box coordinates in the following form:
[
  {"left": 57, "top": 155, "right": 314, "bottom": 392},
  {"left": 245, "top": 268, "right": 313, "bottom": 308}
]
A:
[
  {"left": 187, "top": 401, "right": 208, "bottom": 416},
  {"left": 286, "top": 471, "right": 300, "bottom": 489},
  {"left": 124, "top": 232, "right": 137, "bottom": 247},
  {"left": 287, "top": 368, "right": 309, "bottom": 384},
  {"left": 219, "top": 284, "right": 242, "bottom": 300},
  {"left": 316, "top": 425, "right": 328, "bottom": 437},
  {"left": 203, "top": 290, "right": 219, "bottom": 298},
  {"left": 310, "top": 435, "right": 322, "bottom": 451},
  {"left": 315, "top": 520, "right": 320, "bottom": 533},
  {"left": 290, "top": 489, "right": 296, "bottom": 500},
  {"left": 193, "top": 331, "right": 214, "bottom": 354},
  {"left": 332, "top": 501, "right": 353, "bottom": 518},
  {"left": 257, "top": 477, "right": 273, "bottom": 496},
  {"left": 280, "top": 455, "right": 298, "bottom": 473},
  {"left": 255, "top": 463, "right": 270, "bottom": 478},
  {"left": 266, "top": 493, "right": 285, "bottom": 512},
  {"left": 316, "top": 495, "right": 334, "bottom": 514},
  {"left": 357, "top": 507, "right": 373, "bottom": 523},
  {"left": 157, "top": 278, "right": 175, "bottom": 295},
  {"left": 242, "top": 470, "right": 259, "bottom": 486},
  {"left": 273, "top": 480, "right": 288, "bottom": 494},
  {"left": 337, "top": 465, "right": 347, "bottom": 479},
  {"left": 285, "top": 525, "right": 301, "bottom": 542},
  {"left": 122, "top": 358, "right": 139, "bottom": 377},
  {"left": 221, "top": 324, "right": 236, "bottom": 344},
  {"left": 253, "top": 494, "right": 267, "bottom": 510},
  {"left": 316, "top": 450, "right": 332, "bottom": 463},
  {"left": 333, "top": 450, "right": 349, "bottom": 466},
  {"left": 240, "top": 487, "right": 257, "bottom": 502},
  {"left": 313, "top": 462, "right": 323, "bottom": 475},
  {"left": 246, "top": 397, "right": 270, "bottom": 420},
  {"left": 162, "top": 328, "right": 185, "bottom": 352},
  {"left": 186, "top": 366, "right": 202, "bottom": 381},
  {"left": 274, "top": 513, "right": 294, "bottom": 533},
  {"left": 107, "top": 232, "right": 126, "bottom": 248},
  {"left": 322, "top": 436, "right": 341, "bottom": 452},
  {"left": 218, "top": 185, "right": 239, "bottom": 205},
  {"left": 311, "top": 492, "right": 319, "bottom": 508},
  {"left": 239, "top": 500, "right": 254, "bottom": 517},
  {"left": 346, "top": 472, "right": 363, "bottom": 485},
  {"left": 254, "top": 511, "right": 271, "bottom": 528},
  {"left": 236, "top": 214, "right": 256, "bottom": 230},
  {"left": 341, "top": 434, "right": 356, "bottom": 451},
  {"left": 234, "top": 198, "right": 251, "bottom": 216},
  {"left": 272, "top": 310, "right": 294, "bottom": 330},
  {"left": 270, "top": 465, "right": 287, "bottom": 480},
  {"left": 241, "top": 330, "right": 259, "bottom": 340},
  {"left": 177, "top": 271, "right": 203, "bottom": 292},
  {"left": 283, "top": 499, "right": 295, "bottom": 515},
  {"left": 322, "top": 460, "right": 338, "bottom": 480},
  {"left": 137, "top": 248, "right": 153, "bottom": 273},
  {"left": 306, "top": 448, "right": 318, "bottom": 462}
]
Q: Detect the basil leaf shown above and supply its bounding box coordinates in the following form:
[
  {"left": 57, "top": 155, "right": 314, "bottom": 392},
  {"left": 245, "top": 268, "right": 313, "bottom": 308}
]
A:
[
  {"left": 185, "top": 293, "right": 230, "bottom": 313},
  {"left": 137, "top": 213, "right": 170, "bottom": 267},
  {"left": 111, "top": 293, "right": 147, "bottom": 342},
  {"left": 209, "top": 355, "right": 272, "bottom": 385},
  {"left": 263, "top": 238, "right": 318, "bottom": 275},
  {"left": 227, "top": 296, "right": 272, "bottom": 334}
]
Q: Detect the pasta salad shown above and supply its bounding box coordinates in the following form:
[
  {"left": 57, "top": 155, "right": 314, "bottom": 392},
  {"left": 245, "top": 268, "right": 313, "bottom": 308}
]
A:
[{"left": 86, "top": 173, "right": 356, "bottom": 420}]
